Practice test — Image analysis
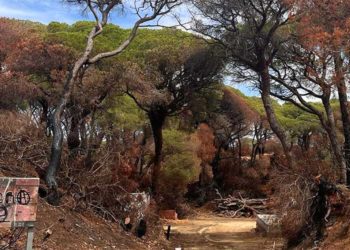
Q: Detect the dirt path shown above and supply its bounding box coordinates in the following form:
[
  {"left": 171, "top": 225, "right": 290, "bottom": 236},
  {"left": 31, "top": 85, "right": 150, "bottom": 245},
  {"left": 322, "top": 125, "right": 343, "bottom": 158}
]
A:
[{"left": 165, "top": 215, "right": 285, "bottom": 250}]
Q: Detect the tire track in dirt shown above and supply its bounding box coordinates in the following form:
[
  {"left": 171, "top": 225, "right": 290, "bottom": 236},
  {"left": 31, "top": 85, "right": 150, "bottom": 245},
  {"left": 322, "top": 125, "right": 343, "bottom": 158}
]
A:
[{"left": 165, "top": 215, "right": 285, "bottom": 250}]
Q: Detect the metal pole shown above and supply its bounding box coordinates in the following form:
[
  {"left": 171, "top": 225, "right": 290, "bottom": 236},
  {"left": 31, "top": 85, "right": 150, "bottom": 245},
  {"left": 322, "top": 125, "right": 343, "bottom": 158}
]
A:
[{"left": 25, "top": 226, "right": 34, "bottom": 250}]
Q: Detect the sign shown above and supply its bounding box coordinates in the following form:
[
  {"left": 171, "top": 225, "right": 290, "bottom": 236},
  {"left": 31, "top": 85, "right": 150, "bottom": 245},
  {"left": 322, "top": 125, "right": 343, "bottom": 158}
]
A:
[{"left": 0, "top": 177, "right": 39, "bottom": 228}]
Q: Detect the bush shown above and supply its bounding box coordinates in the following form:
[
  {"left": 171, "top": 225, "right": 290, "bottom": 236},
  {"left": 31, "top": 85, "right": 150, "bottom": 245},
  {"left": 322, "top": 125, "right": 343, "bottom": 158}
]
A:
[
  {"left": 219, "top": 156, "right": 264, "bottom": 197},
  {"left": 159, "top": 129, "right": 201, "bottom": 208},
  {"left": 270, "top": 151, "right": 338, "bottom": 246}
]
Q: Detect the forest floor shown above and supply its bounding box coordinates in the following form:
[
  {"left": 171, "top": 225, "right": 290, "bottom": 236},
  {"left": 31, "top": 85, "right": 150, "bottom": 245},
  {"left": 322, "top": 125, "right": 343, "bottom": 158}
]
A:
[{"left": 165, "top": 213, "right": 285, "bottom": 250}]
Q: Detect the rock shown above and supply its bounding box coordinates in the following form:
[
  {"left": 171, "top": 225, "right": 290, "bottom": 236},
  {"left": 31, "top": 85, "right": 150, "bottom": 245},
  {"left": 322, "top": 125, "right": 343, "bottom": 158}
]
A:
[
  {"left": 43, "top": 229, "right": 53, "bottom": 241},
  {"left": 256, "top": 214, "right": 281, "bottom": 235}
]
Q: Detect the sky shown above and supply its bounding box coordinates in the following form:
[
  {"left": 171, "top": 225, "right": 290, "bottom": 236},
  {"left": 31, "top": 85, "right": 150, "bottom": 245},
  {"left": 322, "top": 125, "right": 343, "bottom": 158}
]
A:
[
  {"left": 0, "top": 0, "right": 137, "bottom": 27},
  {"left": 0, "top": 0, "right": 259, "bottom": 96},
  {"left": 230, "top": 83, "right": 259, "bottom": 97}
]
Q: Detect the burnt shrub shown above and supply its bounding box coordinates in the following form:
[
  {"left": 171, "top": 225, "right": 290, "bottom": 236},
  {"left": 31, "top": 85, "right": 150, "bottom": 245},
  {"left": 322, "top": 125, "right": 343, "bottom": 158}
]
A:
[{"left": 270, "top": 150, "right": 338, "bottom": 246}]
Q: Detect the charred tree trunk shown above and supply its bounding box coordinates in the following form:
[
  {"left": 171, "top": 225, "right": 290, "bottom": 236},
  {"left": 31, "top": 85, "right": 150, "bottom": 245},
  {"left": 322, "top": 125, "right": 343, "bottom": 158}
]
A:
[
  {"left": 67, "top": 111, "right": 81, "bottom": 151},
  {"left": 148, "top": 108, "right": 166, "bottom": 194},
  {"left": 260, "top": 68, "right": 292, "bottom": 165},
  {"left": 312, "top": 178, "right": 337, "bottom": 240},
  {"left": 322, "top": 94, "right": 347, "bottom": 184},
  {"left": 80, "top": 121, "right": 87, "bottom": 149},
  {"left": 211, "top": 144, "right": 223, "bottom": 186},
  {"left": 334, "top": 53, "right": 350, "bottom": 185},
  {"left": 46, "top": 69, "right": 74, "bottom": 190},
  {"left": 298, "top": 131, "right": 311, "bottom": 152},
  {"left": 250, "top": 122, "right": 260, "bottom": 166},
  {"left": 288, "top": 178, "right": 337, "bottom": 247},
  {"left": 39, "top": 98, "right": 49, "bottom": 124},
  {"left": 237, "top": 136, "right": 242, "bottom": 162},
  {"left": 250, "top": 143, "right": 258, "bottom": 166},
  {"left": 46, "top": 26, "right": 98, "bottom": 190},
  {"left": 85, "top": 111, "right": 96, "bottom": 169}
]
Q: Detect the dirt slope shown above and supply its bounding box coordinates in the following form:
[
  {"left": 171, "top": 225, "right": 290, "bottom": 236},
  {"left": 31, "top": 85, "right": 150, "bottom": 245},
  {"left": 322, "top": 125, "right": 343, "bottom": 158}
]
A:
[{"left": 1, "top": 196, "right": 167, "bottom": 250}]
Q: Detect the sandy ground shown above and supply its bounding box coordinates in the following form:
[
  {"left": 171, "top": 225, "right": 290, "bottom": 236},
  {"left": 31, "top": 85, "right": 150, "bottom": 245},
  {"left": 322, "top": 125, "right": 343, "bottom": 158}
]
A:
[{"left": 164, "top": 214, "right": 285, "bottom": 250}]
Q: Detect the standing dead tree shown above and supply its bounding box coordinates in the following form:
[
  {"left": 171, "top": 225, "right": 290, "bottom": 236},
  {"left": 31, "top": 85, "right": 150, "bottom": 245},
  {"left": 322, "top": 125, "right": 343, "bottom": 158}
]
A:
[{"left": 46, "top": 0, "right": 182, "bottom": 191}]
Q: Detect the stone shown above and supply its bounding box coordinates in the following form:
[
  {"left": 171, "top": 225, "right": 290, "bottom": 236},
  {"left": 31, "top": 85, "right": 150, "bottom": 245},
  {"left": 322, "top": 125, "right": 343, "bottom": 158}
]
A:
[{"left": 256, "top": 214, "right": 281, "bottom": 235}]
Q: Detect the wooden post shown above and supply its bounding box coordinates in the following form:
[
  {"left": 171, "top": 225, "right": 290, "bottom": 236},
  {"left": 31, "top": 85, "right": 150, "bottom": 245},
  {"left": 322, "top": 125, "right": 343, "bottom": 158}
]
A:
[{"left": 166, "top": 225, "right": 171, "bottom": 240}]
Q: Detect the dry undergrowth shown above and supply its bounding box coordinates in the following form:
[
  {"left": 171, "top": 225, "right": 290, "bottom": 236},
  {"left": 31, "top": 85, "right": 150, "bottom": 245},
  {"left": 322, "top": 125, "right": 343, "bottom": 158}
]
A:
[
  {"left": 321, "top": 185, "right": 350, "bottom": 249},
  {"left": 269, "top": 150, "right": 339, "bottom": 248},
  {"left": 0, "top": 111, "right": 168, "bottom": 249}
]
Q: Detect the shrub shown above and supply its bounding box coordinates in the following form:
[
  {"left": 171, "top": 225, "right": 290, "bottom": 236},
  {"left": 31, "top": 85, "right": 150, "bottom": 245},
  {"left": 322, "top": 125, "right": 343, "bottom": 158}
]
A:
[
  {"left": 159, "top": 129, "right": 201, "bottom": 208},
  {"left": 195, "top": 123, "right": 216, "bottom": 164},
  {"left": 270, "top": 151, "right": 338, "bottom": 246}
]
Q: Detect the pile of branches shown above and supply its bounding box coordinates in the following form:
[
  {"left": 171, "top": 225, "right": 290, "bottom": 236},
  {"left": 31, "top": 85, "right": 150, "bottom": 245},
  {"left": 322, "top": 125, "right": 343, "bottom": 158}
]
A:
[
  {"left": 215, "top": 195, "right": 268, "bottom": 217},
  {"left": 0, "top": 111, "right": 48, "bottom": 177}
]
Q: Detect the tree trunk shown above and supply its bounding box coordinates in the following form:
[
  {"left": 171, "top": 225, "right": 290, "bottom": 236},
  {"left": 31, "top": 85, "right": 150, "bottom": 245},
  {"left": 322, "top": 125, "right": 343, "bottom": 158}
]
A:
[
  {"left": 85, "top": 111, "right": 96, "bottom": 169},
  {"left": 250, "top": 123, "right": 258, "bottom": 166},
  {"left": 67, "top": 111, "right": 81, "bottom": 151},
  {"left": 250, "top": 143, "right": 258, "bottom": 166},
  {"left": 148, "top": 108, "right": 166, "bottom": 194},
  {"left": 80, "top": 121, "right": 87, "bottom": 149},
  {"left": 237, "top": 136, "right": 242, "bottom": 162},
  {"left": 211, "top": 144, "right": 223, "bottom": 187},
  {"left": 298, "top": 131, "right": 311, "bottom": 152},
  {"left": 322, "top": 94, "right": 347, "bottom": 184},
  {"left": 260, "top": 68, "right": 292, "bottom": 164},
  {"left": 39, "top": 98, "right": 49, "bottom": 124},
  {"left": 334, "top": 53, "right": 350, "bottom": 185},
  {"left": 46, "top": 93, "right": 68, "bottom": 189},
  {"left": 46, "top": 26, "right": 98, "bottom": 189}
]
